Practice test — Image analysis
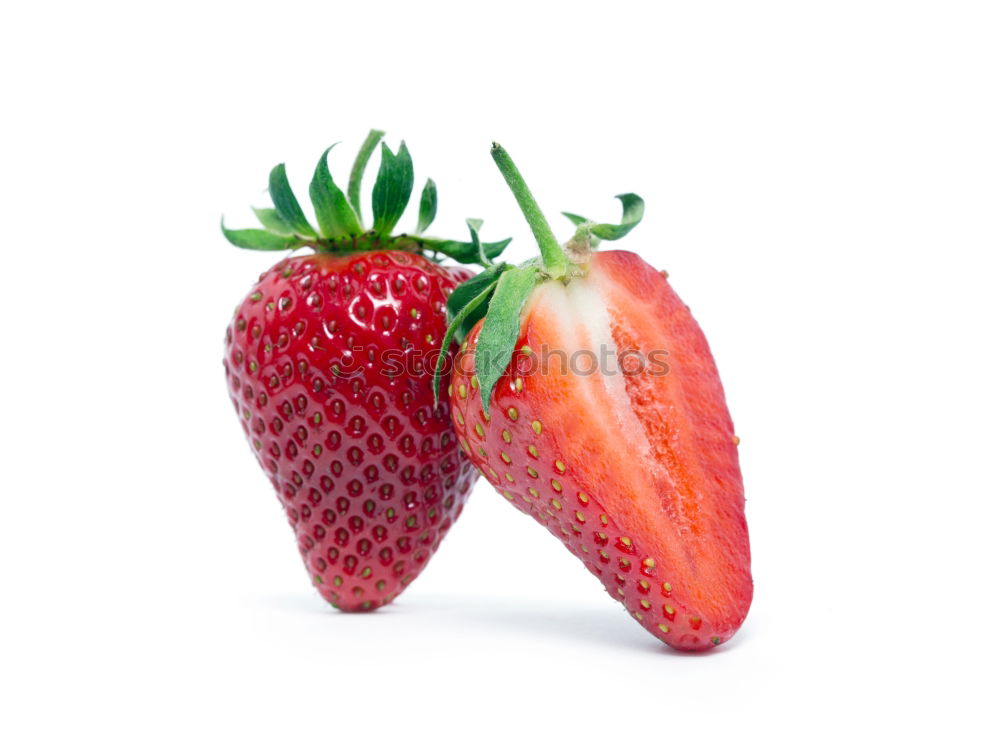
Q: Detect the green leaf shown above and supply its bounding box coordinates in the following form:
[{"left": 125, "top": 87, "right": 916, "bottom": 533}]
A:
[
  {"left": 474, "top": 265, "right": 539, "bottom": 414},
  {"left": 447, "top": 263, "right": 510, "bottom": 340},
  {"left": 221, "top": 218, "right": 299, "bottom": 250},
  {"left": 561, "top": 212, "right": 590, "bottom": 227},
  {"left": 589, "top": 193, "right": 645, "bottom": 241},
  {"left": 371, "top": 141, "right": 414, "bottom": 236},
  {"left": 417, "top": 179, "right": 438, "bottom": 234},
  {"left": 432, "top": 279, "right": 499, "bottom": 405},
  {"left": 269, "top": 163, "right": 317, "bottom": 238},
  {"left": 419, "top": 236, "right": 512, "bottom": 265},
  {"left": 465, "top": 218, "right": 490, "bottom": 266},
  {"left": 310, "top": 144, "right": 363, "bottom": 239},
  {"left": 480, "top": 238, "right": 513, "bottom": 261},
  {"left": 348, "top": 129, "right": 385, "bottom": 221},
  {"left": 447, "top": 263, "right": 507, "bottom": 317},
  {"left": 252, "top": 207, "right": 296, "bottom": 234}
]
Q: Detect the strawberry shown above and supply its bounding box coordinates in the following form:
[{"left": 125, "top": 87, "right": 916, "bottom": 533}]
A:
[
  {"left": 222, "top": 131, "right": 511, "bottom": 610},
  {"left": 436, "top": 144, "right": 752, "bottom": 649}
]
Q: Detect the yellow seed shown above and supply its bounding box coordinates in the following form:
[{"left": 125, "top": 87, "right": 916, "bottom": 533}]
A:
[
  {"left": 640, "top": 599, "right": 651, "bottom": 609},
  {"left": 575, "top": 511, "right": 585, "bottom": 523},
  {"left": 658, "top": 624, "right": 670, "bottom": 633},
  {"left": 526, "top": 467, "right": 538, "bottom": 478},
  {"left": 550, "top": 498, "right": 562, "bottom": 510},
  {"left": 471, "top": 375, "right": 479, "bottom": 390},
  {"left": 507, "top": 407, "right": 519, "bottom": 420},
  {"left": 500, "top": 451, "right": 512, "bottom": 464},
  {"left": 531, "top": 420, "right": 542, "bottom": 434},
  {"left": 633, "top": 611, "right": 643, "bottom": 621},
  {"left": 551, "top": 479, "right": 563, "bottom": 492},
  {"left": 448, "top": 384, "right": 453, "bottom": 398},
  {"left": 639, "top": 580, "right": 650, "bottom": 590},
  {"left": 521, "top": 345, "right": 533, "bottom": 355},
  {"left": 459, "top": 437, "right": 470, "bottom": 454},
  {"left": 617, "top": 588, "right": 625, "bottom": 597},
  {"left": 555, "top": 460, "right": 566, "bottom": 473},
  {"left": 502, "top": 491, "right": 514, "bottom": 501},
  {"left": 515, "top": 377, "right": 524, "bottom": 392},
  {"left": 664, "top": 605, "right": 675, "bottom": 616},
  {"left": 505, "top": 472, "right": 514, "bottom": 483},
  {"left": 620, "top": 537, "right": 633, "bottom": 548},
  {"left": 600, "top": 514, "right": 609, "bottom": 525},
  {"left": 662, "top": 582, "right": 672, "bottom": 593},
  {"left": 455, "top": 412, "right": 465, "bottom": 426},
  {"left": 732, "top": 435, "right": 740, "bottom": 446},
  {"left": 458, "top": 383, "right": 467, "bottom": 399},
  {"left": 527, "top": 445, "right": 539, "bottom": 458},
  {"left": 478, "top": 446, "right": 487, "bottom": 457},
  {"left": 578, "top": 492, "right": 589, "bottom": 505},
  {"left": 474, "top": 423, "right": 484, "bottom": 437},
  {"left": 502, "top": 430, "right": 512, "bottom": 443},
  {"left": 488, "top": 467, "right": 499, "bottom": 480},
  {"left": 643, "top": 558, "right": 655, "bottom": 569},
  {"left": 528, "top": 487, "right": 540, "bottom": 498}
]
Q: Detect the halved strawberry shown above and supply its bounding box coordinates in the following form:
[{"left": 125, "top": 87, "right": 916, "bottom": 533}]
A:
[{"left": 437, "top": 144, "right": 752, "bottom": 649}]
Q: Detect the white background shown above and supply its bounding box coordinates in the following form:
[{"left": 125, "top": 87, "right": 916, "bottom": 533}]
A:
[{"left": 2, "top": 1, "right": 998, "bottom": 728}]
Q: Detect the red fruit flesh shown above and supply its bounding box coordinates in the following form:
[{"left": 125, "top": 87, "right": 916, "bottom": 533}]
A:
[
  {"left": 224, "top": 250, "right": 476, "bottom": 611},
  {"left": 449, "top": 250, "right": 751, "bottom": 649}
]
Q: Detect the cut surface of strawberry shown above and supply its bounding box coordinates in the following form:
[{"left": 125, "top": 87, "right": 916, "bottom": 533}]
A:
[{"left": 440, "top": 144, "right": 751, "bottom": 648}]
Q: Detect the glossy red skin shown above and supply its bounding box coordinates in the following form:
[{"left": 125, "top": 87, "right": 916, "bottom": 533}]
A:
[
  {"left": 224, "top": 250, "right": 477, "bottom": 611},
  {"left": 449, "top": 250, "right": 752, "bottom": 650}
]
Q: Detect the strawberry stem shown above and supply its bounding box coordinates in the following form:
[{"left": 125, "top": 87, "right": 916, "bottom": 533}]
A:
[{"left": 490, "top": 143, "right": 569, "bottom": 279}]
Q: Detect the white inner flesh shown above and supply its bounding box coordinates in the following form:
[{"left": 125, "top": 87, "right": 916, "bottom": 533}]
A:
[{"left": 539, "top": 277, "right": 656, "bottom": 467}]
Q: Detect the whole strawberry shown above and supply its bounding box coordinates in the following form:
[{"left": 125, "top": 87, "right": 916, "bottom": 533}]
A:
[
  {"left": 223, "top": 131, "right": 510, "bottom": 610},
  {"left": 436, "top": 144, "right": 752, "bottom": 649}
]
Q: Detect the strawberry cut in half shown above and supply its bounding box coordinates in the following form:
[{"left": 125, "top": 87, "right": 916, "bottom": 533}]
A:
[
  {"left": 435, "top": 144, "right": 752, "bottom": 649},
  {"left": 223, "top": 131, "right": 511, "bottom": 610}
]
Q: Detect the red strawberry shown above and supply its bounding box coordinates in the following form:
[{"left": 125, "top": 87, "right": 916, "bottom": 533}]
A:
[
  {"left": 222, "top": 131, "right": 511, "bottom": 610},
  {"left": 438, "top": 144, "right": 752, "bottom": 649}
]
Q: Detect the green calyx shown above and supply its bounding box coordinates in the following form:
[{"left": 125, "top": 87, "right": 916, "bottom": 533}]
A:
[
  {"left": 221, "top": 130, "right": 511, "bottom": 264},
  {"left": 432, "top": 143, "right": 645, "bottom": 413},
  {"left": 563, "top": 193, "right": 645, "bottom": 252}
]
